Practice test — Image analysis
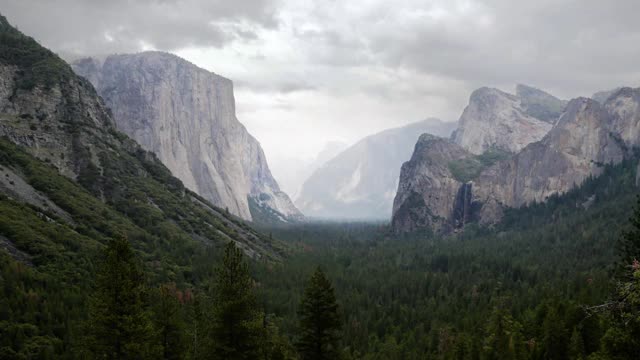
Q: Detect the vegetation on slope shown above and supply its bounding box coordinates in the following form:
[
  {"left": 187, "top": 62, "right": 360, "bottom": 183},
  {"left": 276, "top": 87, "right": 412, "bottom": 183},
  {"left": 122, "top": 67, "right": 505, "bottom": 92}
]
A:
[
  {"left": 448, "top": 147, "right": 511, "bottom": 183},
  {"left": 0, "top": 14, "right": 73, "bottom": 90}
]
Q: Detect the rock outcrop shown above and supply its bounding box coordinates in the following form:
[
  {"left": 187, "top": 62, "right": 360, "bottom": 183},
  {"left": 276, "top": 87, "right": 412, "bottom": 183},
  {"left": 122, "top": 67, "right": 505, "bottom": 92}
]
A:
[
  {"left": 471, "top": 97, "right": 627, "bottom": 223},
  {"left": 451, "top": 86, "right": 562, "bottom": 155},
  {"left": 393, "top": 86, "right": 640, "bottom": 234},
  {"left": 391, "top": 134, "right": 473, "bottom": 232},
  {"left": 296, "top": 119, "right": 456, "bottom": 219},
  {"left": 0, "top": 14, "right": 282, "bottom": 258},
  {"left": 71, "top": 52, "right": 302, "bottom": 223}
]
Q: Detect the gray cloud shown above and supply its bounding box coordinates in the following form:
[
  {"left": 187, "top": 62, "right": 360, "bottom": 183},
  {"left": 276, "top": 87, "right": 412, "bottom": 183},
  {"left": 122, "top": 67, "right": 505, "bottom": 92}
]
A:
[
  {"left": 0, "top": 0, "right": 279, "bottom": 56},
  {"left": 286, "top": 0, "right": 640, "bottom": 97},
  {"left": 235, "top": 79, "right": 317, "bottom": 94},
  {"left": 4, "top": 0, "right": 640, "bottom": 191}
]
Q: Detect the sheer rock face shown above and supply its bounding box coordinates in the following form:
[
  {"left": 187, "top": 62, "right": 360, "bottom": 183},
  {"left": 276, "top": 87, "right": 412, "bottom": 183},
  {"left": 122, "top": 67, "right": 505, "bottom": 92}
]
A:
[
  {"left": 392, "top": 87, "right": 640, "bottom": 234},
  {"left": 451, "top": 86, "right": 559, "bottom": 155},
  {"left": 606, "top": 87, "right": 640, "bottom": 149},
  {"left": 296, "top": 119, "right": 456, "bottom": 220},
  {"left": 472, "top": 97, "right": 627, "bottom": 224},
  {"left": 0, "top": 64, "right": 113, "bottom": 180},
  {"left": 72, "top": 52, "right": 302, "bottom": 222},
  {"left": 391, "top": 134, "right": 472, "bottom": 233}
]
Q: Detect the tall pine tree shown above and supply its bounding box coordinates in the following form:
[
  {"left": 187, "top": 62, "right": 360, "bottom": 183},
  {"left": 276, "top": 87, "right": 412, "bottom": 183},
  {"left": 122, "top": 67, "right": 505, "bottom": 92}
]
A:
[
  {"left": 85, "top": 234, "right": 156, "bottom": 359},
  {"left": 152, "top": 283, "right": 186, "bottom": 360},
  {"left": 599, "top": 195, "right": 640, "bottom": 358},
  {"left": 616, "top": 195, "right": 640, "bottom": 279},
  {"left": 208, "top": 242, "right": 261, "bottom": 359},
  {"left": 297, "top": 267, "right": 342, "bottom": 360}
]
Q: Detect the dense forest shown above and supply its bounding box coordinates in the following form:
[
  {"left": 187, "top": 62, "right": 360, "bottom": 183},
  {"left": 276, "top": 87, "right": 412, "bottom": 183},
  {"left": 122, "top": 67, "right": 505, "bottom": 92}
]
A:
[{"left": 2, "top": 150, "right": 640, "bottom": 358}]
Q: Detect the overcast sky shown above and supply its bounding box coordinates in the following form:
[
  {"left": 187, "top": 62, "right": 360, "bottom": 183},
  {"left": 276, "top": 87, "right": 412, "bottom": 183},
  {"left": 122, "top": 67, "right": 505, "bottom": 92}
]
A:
[{"left": 3, "top": 0, "right": 640, "bottom": 192}]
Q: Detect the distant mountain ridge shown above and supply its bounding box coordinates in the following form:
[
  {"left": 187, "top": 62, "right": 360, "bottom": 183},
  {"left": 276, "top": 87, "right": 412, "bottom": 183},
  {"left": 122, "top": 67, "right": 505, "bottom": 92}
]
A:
[
  {"left": 296, "top": 119, "right": 456, "bottom": 219},
  {"left": 71, "top": 52, "right": 302, "bottom": 224}
]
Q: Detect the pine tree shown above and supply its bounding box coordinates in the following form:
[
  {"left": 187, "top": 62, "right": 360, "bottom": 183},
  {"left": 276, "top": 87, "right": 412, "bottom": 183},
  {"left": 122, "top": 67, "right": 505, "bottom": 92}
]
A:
[
  {"left": 186, "top": 291, "right": 206, "bottom": 360},
  {"left": 568, "top": 327, "right": 585, "bottom": 360},
  {"left": 541, "top": 307, "right": 568, "bottom": 360},
  {"left": 152, "top": 283, "right": 186, "bottom": 360},
  {"left": 483, "top": 307, "right": 525, "bottom": 360},
  {"left": 616, "top": 195, "right": 640, "bottom": 279},
  {"left": 208, "top": 242, "right": 261, "bottom": 359},
  {"left": 296, "top": 267, "right": 342, "bottom": 360},
  {"left": 259, "top": 314, "right": 297, "bottom": 360},
  {"left": 85, "top": 235, "right": 156, "bottom": 359},
  {"left": 599, "top": 195, "right": 640, "bottom": 358}
]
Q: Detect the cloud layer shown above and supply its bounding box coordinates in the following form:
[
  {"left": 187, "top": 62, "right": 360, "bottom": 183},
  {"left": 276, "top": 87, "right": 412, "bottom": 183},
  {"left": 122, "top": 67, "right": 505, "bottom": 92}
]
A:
[{"left": 3, "top": 0, "right": 640, "bottom": 195}]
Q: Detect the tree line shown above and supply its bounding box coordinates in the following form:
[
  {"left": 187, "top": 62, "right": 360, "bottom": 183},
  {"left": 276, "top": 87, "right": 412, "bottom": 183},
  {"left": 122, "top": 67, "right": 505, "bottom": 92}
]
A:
[{"left": 82, "top": 237, "right": 341, "bottom": 360}]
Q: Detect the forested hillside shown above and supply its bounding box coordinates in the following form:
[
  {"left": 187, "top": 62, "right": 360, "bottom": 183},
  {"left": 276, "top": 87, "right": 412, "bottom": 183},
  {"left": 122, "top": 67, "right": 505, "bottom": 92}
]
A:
[{"left": 256, "top": 157, "right": 640, "bottom": 359}]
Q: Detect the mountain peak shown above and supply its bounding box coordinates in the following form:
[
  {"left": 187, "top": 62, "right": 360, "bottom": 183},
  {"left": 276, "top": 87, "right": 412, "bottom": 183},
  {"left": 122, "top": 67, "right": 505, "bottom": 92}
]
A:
[
  {"left": 515, "top": 84, "right": 567, "bottom": 122},
  {"left": 72, "top": 52, "right": 302, "bottom": 223},
  {"left": 452, "top": 85, "right": 553, "bottom": 155}
]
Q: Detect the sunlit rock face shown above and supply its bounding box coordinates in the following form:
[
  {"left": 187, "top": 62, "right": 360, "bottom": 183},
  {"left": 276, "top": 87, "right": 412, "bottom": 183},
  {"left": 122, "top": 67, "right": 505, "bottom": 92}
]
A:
[{"left": 72, "top": 52, "right": 302, "bottom": 223}]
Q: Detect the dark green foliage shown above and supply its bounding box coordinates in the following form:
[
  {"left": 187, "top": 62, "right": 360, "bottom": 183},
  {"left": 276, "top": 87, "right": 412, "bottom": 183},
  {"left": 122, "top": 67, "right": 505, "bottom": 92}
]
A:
[
  {"left": 448, "top": 148, "right": 510, "bottom": 182},
  {"left": 599, "top": 267, "right": 640, "bottom": 359},
  {"left": 152, "top": 283, "right": 187, "bottom": 360},
  {"left": 568, "top": 327, "right": 586, "bottom": 360},
  {"left": 296, "top": 268, "right": 342, "bottom": 360},
  {"left": 208, "top": 242, "right": 262, "bottom": 359},
  {"left": 595, "top": 196, "right": 640, "bottom": 359},
  {"left": 254, "top": 157, "right": 640, "bottom": 359},
  {"left": 482, "top": 306, "right": 525, "bottom": 360},
  {"left": 0, "top": 252, "right": 68, "bottom": 359},
  {"left": 0, "top": 14, "right": 73, "bottom": 90},
  {"left": 85, "top": 235, "right": 156, "bottom": 359},
  {"left": 616, "top": 195, "right": 640, "bottom": 279}
]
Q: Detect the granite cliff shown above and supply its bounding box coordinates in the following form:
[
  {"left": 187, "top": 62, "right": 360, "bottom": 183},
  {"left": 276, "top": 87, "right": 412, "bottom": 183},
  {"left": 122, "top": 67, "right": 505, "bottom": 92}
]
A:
[
  {"left": 71, "top": 52, "right": 302, "bottom": 223},
  {"left": 451, "top": 85, "right": 564, "bottom": 155},
  {"left": 0, "top": 15, "right": 282, "bottom": 258},
  {"left": 393, "top": 86, "right": 640, "bottom": 233}
]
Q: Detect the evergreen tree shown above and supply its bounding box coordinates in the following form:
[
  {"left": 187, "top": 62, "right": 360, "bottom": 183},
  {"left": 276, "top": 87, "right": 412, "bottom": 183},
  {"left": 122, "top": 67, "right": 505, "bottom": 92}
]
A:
[
  {"left": 568, "top": 327, "right": 585, "bottom": 360},
  {"left": 600, "top": 265, "right": 640, "bottom": 358},
  {"left": 297, "top": 267, "right": 342, "bottom": 360},
  {"left": 85, "top": 235, "right": 156, "bottom": 359},
  {"left": 541, "top": 307, "right": 568, "bottom": 360},
  {"left": 152, "top": 283, "right": 186, "bottom": 360},
  {"left": 259, "top": 314, "right": 297, "bottom": 360},
  {"left": 186, "top": 291, "right": 206, "bottom": 360},
  {"left": 208, "top": 242, "right": 261, "bottom": 359},
  {"left": 616, "top": 195, "right": 640, "bottom": 279},
  {"left": 598, "top": 196, "right": 640, "bottom": 358},
  {"left": 483, "top": 307, "right": 525, "bottom": 360}
]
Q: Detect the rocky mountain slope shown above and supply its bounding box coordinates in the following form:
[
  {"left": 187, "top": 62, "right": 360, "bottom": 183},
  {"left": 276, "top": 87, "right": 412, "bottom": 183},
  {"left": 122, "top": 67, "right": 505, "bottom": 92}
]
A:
[
  {"left": 451, "top": 85, "right": 564, "bottom": 155},
  {"left": 393, "top": 86, "right": 640, "bottom": 233},
  {"left": 71, "top": 52, "right": 302, "bottom": 223},
  {"left": 0, "top": 14, "right": 283, "bottom": 260},
  {"left": 297, "top": 119, "right": 455, "bottom": 219}
]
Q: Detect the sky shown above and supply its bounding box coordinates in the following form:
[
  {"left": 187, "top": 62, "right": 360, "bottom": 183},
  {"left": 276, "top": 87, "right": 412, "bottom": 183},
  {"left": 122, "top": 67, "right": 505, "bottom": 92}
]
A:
[{"left": 3, "top": 0, "right": 640, "bottom": 195}]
